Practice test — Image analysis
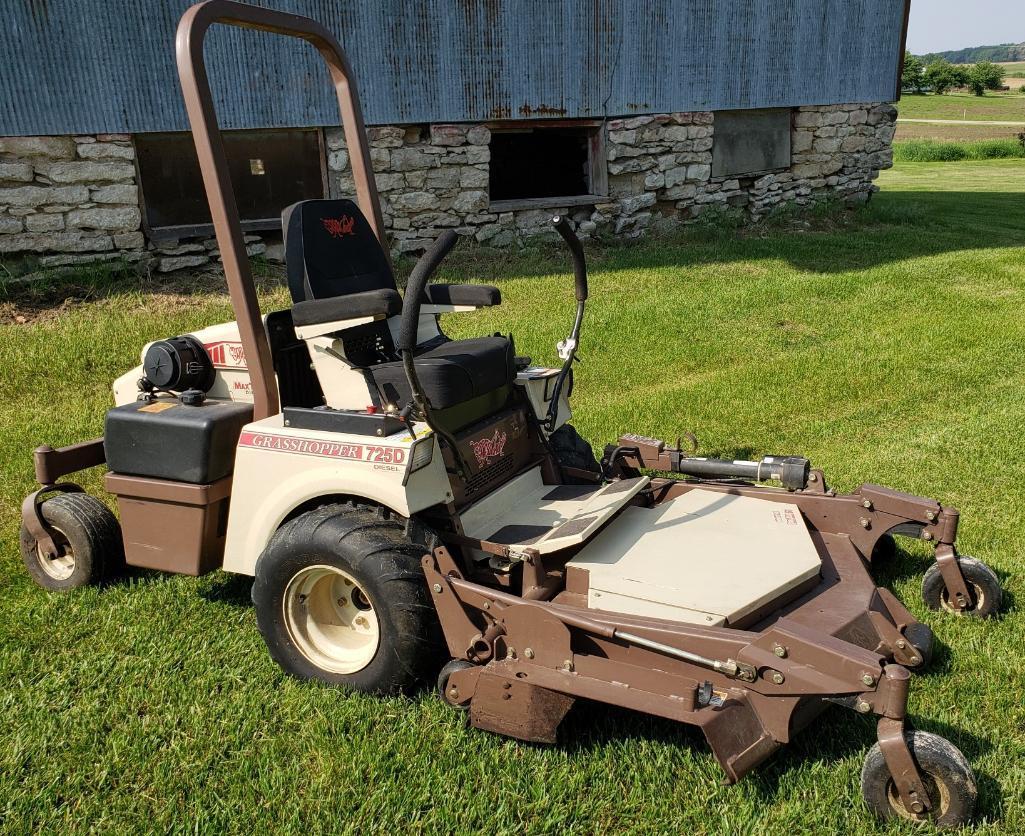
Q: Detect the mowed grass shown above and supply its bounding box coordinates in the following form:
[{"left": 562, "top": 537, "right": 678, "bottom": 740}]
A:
[
  {"left": 2, "top": 159, "right": 1025, "bottom": 833},
  {"left": 898, "top": 92, "right": 1025, "bottom": 122},
  {"left": 895, "top": 121, "right": 1022, "bottom": 142}
]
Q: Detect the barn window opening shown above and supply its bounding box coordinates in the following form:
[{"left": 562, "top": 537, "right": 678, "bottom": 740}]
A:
[
  {"left": 711, "top": 109, "right": 792, "bottom": 179},
  {"left": 135, "top": 128, "right": 325, "bottom": 239},
  {"left": 488, "top": 124, "right": 606, "bottom": 210}
]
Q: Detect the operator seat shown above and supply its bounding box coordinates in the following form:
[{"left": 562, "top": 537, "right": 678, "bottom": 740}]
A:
[{"left": 282, "top": 199, "right": 515, "bottom": 427}]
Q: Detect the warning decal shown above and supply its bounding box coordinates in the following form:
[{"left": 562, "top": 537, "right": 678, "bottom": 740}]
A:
[
  {"left": 205, "top": 341, "right": 247, "bottom": 370},
  {"left": 239, "top": 432, "right": 406, "bottom": 465}
]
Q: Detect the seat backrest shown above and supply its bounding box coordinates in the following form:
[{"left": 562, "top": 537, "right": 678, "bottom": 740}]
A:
[{"left": 282, "top": 198, "right": 395, "bottom": 304}]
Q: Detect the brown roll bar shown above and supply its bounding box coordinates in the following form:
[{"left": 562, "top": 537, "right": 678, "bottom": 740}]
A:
[{"left": 175, "top": 0, "right": 387, "bottom": 420}]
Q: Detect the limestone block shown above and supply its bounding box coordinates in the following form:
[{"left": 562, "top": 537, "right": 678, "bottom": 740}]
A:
[
  {"left": 67, "top": 206, "right": 141, "bottom": 231},
  {"left": 0, "top": 136, "right": 75, "bottom": 158},
  {"left": 77, "top": 142, "right": 134, "bottom": 161}
]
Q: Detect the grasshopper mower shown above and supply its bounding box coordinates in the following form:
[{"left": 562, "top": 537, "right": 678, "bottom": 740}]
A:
[{"left": 18, "top": 1, "right": 1001, "bottom": 827}]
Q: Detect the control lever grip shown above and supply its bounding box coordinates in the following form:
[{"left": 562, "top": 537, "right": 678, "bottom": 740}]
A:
[{"left": 551, "top": 216, "right": 588, "bottom": 302}]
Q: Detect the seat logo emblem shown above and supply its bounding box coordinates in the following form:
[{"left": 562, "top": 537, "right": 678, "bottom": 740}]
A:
[
  {"left": 471, "top": 430, "right": 507, "bottom": 467},
  {"left": 322, "top": 215, "right": 356, "bottom": 238}
]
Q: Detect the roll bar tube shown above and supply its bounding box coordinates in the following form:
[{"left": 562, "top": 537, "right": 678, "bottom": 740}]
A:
[{"left": 175, "top": 0, "right": 386, "bottom": 420}]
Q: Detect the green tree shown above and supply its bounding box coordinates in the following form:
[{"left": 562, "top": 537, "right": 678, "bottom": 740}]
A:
[
  {"left": 902, "top": 52, "right": 925, "bottom": 93},
  {"left": 967, "top": 61, "right": 1006, "bottom": 95},
  {"left": 924, "top": 58, "right": 961, "bottom": 94}
]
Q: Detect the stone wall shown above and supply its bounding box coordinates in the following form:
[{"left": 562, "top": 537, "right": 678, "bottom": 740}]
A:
[
  {"left": 0, "top": 102, "right": 897, "bottom": 271},
  {"left": 327, "top": 102, "right": 897, "bottom": 255},
  {"left": 0, "top": 135, "right": 143, "bottom": 267}
]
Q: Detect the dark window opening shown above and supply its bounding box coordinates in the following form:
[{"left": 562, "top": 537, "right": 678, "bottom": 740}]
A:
[
  {"left": 135, "top": 129, "right": 325, "bottom": 238},
  {"left": 711, "top": 109, "right": 792, "bottom": 179},
  {"left": 488, "top": 125, "right": 604, "bottom": 209}
]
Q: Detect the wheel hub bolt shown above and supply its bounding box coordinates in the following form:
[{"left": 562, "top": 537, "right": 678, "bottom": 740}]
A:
[
  {"left": 861, "top": 673, "right": 876, "bottom": 686},
  {"left": 432, "top": 583, "right": 442, "bottom": 593},
  {"left": 862, "top": 499, "right": 872, "bottom": 509},
  {"left": 856, "top": 700, "right": 872, "bottom": 713},
  {"left": 337, "top": 597, "right": 347, "bottom": 607},
  {"left": 896, "top": 639, "right": 906, "bottom": 649},
  {"left": 770, "top": 672, "right": 785, "bottom": 685},
  {"left": 524, "top": 648, "right": 535, "bottom": 659},
  {"left": 355, "top": 616, "right": 367, "bottom": 628},
  {"left": 773, "top": 644, "right": 787, "bottom": 658}
]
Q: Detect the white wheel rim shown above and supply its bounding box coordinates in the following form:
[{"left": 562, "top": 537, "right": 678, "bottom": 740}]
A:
[
  {"left": 283, "top": 565, "right": 380, "bottom": 674},
  {"left": 36, "top": 527, "right": 75, "bottom": 581}
]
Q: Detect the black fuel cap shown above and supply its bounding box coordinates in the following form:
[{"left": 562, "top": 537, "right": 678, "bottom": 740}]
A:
[{"left": 143, "top": 342, "right": 179, "bottom": 388}]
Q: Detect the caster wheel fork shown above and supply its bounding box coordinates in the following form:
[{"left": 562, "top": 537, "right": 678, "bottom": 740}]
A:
[{"left": 922, "top": 553, "right": 1002, "bottom": 618}]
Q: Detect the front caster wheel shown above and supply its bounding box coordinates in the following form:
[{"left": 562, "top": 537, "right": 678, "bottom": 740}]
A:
[
  {"left": 19, "top": 493, "right": 124, "bottom": 591},
  {"left": 861, "top": 731, "right": 977, "bottom": 828},
  {"left": 922, "top": 556, "right": 1002, "bottom": 618}
]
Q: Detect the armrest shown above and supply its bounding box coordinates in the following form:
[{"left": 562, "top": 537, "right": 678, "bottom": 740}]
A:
[
  {"left": 292, "top": 288, "right": 401, "bottom": 327},
  {"left": 422, "top": 284, "right": 500, "bottom": 308}
]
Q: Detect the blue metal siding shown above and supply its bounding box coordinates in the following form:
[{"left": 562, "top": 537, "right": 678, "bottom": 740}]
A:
[{"left": 1, "top": 0, "right": 906, "bottom": 136}]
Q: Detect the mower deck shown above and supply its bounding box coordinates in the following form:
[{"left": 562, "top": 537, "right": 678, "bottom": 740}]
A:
[{"left": 566, "top": 489, "right": 822, "bottom": 627}]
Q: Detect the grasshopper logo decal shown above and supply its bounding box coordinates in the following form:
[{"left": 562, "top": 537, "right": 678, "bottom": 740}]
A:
[{"left": 470, "top": 430, "right": 507, "bottom": 467}]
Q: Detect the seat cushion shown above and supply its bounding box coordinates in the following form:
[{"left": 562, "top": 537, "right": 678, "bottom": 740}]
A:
[{"left": 370, "top": 336, "right": 515, "bottom": 410}]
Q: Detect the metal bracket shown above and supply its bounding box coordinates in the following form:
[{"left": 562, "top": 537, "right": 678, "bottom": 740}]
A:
[
  {"left": 877, "top": 716, "right": 932, "bottom": 816},
  {"left": 934, "top": 544, "right": 973, "bottom": 612},
  {"left": 20, "top": 483, "right": 84, "bottom": 558}
]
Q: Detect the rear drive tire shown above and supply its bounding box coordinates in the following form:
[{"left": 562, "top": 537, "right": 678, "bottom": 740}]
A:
[
  {"left": 19, "top": 493, "right": 123, "bottom": 591},
  {"left": 861, "top": 731, "right": 976, "bottom": 827},
  {"left": 549, "top": 424, "right": 601, "bottom": 483},
  {"left": 252, "top": 504, "right": 443, "bottom": 694},
  {"left": 921, "top": 556, "right": 1001, "bottom": 618}
]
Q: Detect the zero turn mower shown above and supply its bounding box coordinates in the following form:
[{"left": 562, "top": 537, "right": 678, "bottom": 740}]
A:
[{"left": 18, "top": 1, "right": 1001, "bottom": 827}]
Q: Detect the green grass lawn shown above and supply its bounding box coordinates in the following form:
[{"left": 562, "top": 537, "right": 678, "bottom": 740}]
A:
[
  {"left": 898, "top": 92, "right": 1025, "bottom": 122},
  {"left": 3, "top": 159, "right": 1025, "bottom": 833}
]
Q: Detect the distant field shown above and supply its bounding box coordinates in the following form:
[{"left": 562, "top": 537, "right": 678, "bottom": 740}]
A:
[
  {"left": 897, "top": 92, "right": 1025, "bottom": 122},
  {"left": 895, "top": 121, "right": 1022, "bottom": 141},
  {"left": 999, "top": 61, "right": 1025, "bottom": 78}
]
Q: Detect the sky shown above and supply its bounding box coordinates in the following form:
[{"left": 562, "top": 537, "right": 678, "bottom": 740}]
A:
[{"left": 906, "top": 0, "right": 1025, "bottom": 54}]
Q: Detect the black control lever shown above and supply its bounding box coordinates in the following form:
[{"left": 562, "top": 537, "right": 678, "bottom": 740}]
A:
[{"left": 545, "top": 216, "right": 588, "bottom": 432}]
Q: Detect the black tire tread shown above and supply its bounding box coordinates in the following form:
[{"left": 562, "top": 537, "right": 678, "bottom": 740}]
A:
[
  {"left": 921, "top": 556, "right": 1002, "bottom": 618},
  {"left": 252, "top": 503, "right": 442, "bottom": 693},
  {"left": 861, "top": 730, "right": 977, "bottom": 827},
  {"left": 19, "top": 492, "right": 123, "bottom": 590},
  {"left": 549, "top": 424, "right": 601, "bottom": 482}
]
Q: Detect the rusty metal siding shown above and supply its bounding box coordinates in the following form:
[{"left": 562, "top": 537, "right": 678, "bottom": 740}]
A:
[{"left": 2, "top": 0, "right": 906, "bottom": 136}]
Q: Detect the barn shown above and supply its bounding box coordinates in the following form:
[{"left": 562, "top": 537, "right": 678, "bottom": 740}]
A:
[{"left": 0, "top": 0, "right": 910, "bottom": 271}]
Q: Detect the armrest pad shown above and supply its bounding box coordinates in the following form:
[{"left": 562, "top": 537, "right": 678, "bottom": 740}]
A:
[
  {"left": 292, "top": 288, "right": 401, "bottom": 327},
  {"left": 422, "top": 283, "right": 501, "bottom": 308}
]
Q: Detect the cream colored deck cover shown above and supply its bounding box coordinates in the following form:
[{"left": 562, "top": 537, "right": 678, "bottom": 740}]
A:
[{"left": 567, "top": 489, "right": 822, "bottom": 626}]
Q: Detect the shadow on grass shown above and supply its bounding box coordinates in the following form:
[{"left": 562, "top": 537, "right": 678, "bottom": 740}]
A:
[
  {"left": 556, "top": 696, "right": 1001, "bottom": 822},
  {"left": 196, "top": 570, "right": 254, "bottom": 607}
]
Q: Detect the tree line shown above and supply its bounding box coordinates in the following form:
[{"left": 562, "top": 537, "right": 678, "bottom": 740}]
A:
[{"left": 902, "top": 53, "right": 1007, "bottom": 96}]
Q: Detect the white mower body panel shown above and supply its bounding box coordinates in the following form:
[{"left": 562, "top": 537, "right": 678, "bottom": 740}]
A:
[
  {"left": 222, "top": 414, "right": 450, "bottom": 576},
  {"left": 113, "top": 320, "right": 256, "bottom": 406}
]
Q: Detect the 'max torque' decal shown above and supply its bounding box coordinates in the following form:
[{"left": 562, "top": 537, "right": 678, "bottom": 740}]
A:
[
  {"left": 470, "top": 430, "right": 507, "bottom": 467},
  {"left": 239, "top": 432, "right": 406, "bottom": 465}
]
